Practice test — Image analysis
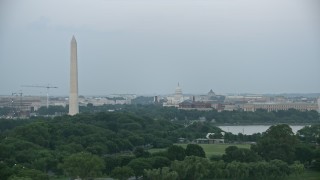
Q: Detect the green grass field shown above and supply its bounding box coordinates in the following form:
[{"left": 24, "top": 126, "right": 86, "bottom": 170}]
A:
[
  {"left": 149, "top": 143, "right": 251, "bottom": 157},
  {"left": 178, "top": 143, "right": 250, "bottom": 157},
  {"left": 285, "top": 169, "right": 320, "bottom": 180}
]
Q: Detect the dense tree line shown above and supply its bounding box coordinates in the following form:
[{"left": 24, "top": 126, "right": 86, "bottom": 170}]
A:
[
  {"left": 0, "top": 112, "right": 222, "bottom": 179},
  {"left": 0, "top": 112, "right": 319, "bottom": 179}
]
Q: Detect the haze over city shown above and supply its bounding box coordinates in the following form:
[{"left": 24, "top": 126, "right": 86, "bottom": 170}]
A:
[{"left": 1, "top": 0, "right": 320, "bottom": 96}]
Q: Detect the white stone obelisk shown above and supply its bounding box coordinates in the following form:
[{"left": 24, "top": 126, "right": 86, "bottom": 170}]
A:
[{"left": 69, "top": 36, "right": 79, "bottom": 115}]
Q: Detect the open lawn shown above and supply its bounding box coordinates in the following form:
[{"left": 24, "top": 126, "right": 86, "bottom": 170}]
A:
[
  {"left": 149, "top": 143, "right": 251, "bottom": 158},
  {"left": 284, "top": 170, "right": 320, "bottom": 180},
  {"left": 179, "top": 143, "right": 250, "bottom": 157}
]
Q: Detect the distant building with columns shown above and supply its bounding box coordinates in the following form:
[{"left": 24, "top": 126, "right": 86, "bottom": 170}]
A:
[{"left": 243, "top": 102, "right": 318, "bottom": 112}]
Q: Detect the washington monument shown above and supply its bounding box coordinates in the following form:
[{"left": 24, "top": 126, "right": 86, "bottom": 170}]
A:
[{"left": 69, "top": 36, "right": 79, "bottom": 115}]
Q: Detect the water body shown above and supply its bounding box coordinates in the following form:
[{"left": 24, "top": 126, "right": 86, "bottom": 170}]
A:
[{"left": 218, "top": 125, "right": 307, "bottom": 135}]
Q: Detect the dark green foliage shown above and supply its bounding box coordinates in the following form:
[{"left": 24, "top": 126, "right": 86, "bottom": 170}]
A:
[
  {"left": 311, "top": 149, "right": 320, "bottom": 170},
  {"left": 133, "top": 147, "right": 151, "bottom": 158},
  {"left": 268, "top": 159, "right": 291, "bottom": 178},
  {"left": 0, "top": 119, "right": 31, "bottom": 132},
  {"left": 149, "top": 156, "right": 171, "bottom": 169},
  {"left": 37, "top": 105, "right": 67, "bottom": 115},
  {"left": 103, "top": 155, "right": 135, "bottom": 174},
  {"left": 224, "top": 132, "right": 262, "bottom": 143},
  {"left": 13, "top": 122, "right": 50, "bottom": 147},
  {"left": 223, "top": 146, "right": 260, "bottom": 163},
  {"left": 294, "top": 144, "right": 314, "bottom": 165},
  {"left": 0, "top": 112, "right": 187, "bottom": 179},
  {"left": 60, "top": 152, "right": 105, "bottom": 180},
  {"left": 290, "top": 161, "right": 305, "bottom": 177},
  {"left": 10, "top": 166, "right": 48, "bottom": 180},
  {"left": 209, "top": 154, "right": 223, "bottom": 161},
  {"left": 207, "top": 160, "right": 228, "bottom": 179},
  {"left": 75, "top": 104, "right": 319, "bottom": 124},
  {"left": 205, "top": 159, "right": 299, "bottom": 180},
  {"left": 0, "top": 162, "right": 13, "bottom": 180},
  {"left": 171, "top": 156, "right": 210, "bottom": 180},
  {"left": 297, "top": 125, "right": 320, "bottom": 144},
  {"left": 151, "top": 150, "right": 168, "bottom": 158},
  {"left": 185, "top": 144, "right": 206, "bottom": 158},
  {"left": 0, "top": 111, "right": 318, "bottom": 179},
  {"left": 144, "top": 167, "right": 178, "bottom": 180},
  {"left": 252, "top": 124, "right": 298, "bottom": 163},
  {"left": 152, "top": 138, "right": 173, "bottom": 148},
  {"left": 110, "top": 166, "right": 134, "bottom": 180},
  {"left": 226, "top": 161, "right": 250, "bottom": 179},
  {"left": 127, "top": 158, "right": 152, "bottom": 177},
  {"left": 103, "top": 156, "right": 120, "bottom": 174},
  {"left": 1, "top": 103, "right": 320, "bottom": 124},
  {"left": 167, "top": 145, "right": 186, "bottom": 161}
]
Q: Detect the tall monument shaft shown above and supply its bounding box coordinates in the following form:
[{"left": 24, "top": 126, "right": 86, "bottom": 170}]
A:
[{"left": 69, "top": 36, "right": 79, "bottom": 115}]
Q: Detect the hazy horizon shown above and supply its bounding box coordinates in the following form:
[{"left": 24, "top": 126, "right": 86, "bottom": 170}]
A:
[{"left": 1, "top": 0, "right": 320, "bottom": 96}]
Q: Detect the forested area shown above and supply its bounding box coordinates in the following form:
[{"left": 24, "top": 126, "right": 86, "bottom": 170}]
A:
[{"left": 0, "top": 112, "right": 320, "bottom": 179}]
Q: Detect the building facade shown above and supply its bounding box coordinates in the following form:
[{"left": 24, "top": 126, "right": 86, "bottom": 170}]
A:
[{"left": 243, "top": 102, "right": 319, "bottom": 112}]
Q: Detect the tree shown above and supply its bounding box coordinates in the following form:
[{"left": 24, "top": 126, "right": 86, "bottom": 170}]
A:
[
  {"left": 127, "top": 158, "right": 152, "bottom": 178},
  {"left": 13, "top": 122, "right": 50, "bottom": 147},
  {"left": 294, "top": 144, "right": 314, "bottom": 165},
  {"left": 10, "top": 167, "right": 48, "bottom": 180},
  {"left": 185, "top": 144, "right": 205, "bottom": 158},
  {"left": 252, "top": 124, "right": 298, "bottom": 163},
  {"left": 171, "top": 156, "right": 210, "bottom": 180},
  {"left": 248, "top": 161, "right": 270, "bottom": 180},
  {"left": 167, "top": 145, "right": 186, "bottom": 161},
  {"left": 207, "top": 160, "right": 228, "bottom": 179},
  {"left": 9, "top": 176, "right": 32, "bottom": 180},
  {"left": 31, "top": 150, "right": 57, "bottom": 173},
  {"left": 110, "top": 166, "right": 134, "bottom": 180},
  {"left": 248, "top": 160, "right": 291, "bottom": 180},
  {"left": 149, "top": 156, "right": 171, "bottom": 169},
  {"left": 268, "top": 159, "right": 291, "bottom": 179},
  {"left": 311, "top": 149, "right": 320, "bottom": 170},
  {"left": 103, "top": 156, "right": 120, "bottom": 174},
  {"left": 37, "top": 105, "right": 67, "bottom": 115},
  {"left": 0, "top": 162, "right": 13, "bottom": 180},
  {"left": 134, "top": 147, "right": 151, "bottom": 158},
  {"left": 223, "top": 146, "right": 260, "bottom": 163},
  {"left": 60, "top": 152, "right": 105, "bottom": 180},
  {"left": 226, "top": 161, "right": 250, "bottom": 179},
  {"left": 290, "top": 161, "right": 304, "bottom": 177},
  {"left": 297, "top": 125, "right": 320, "bottom": 144},
  {"left": 144, "top": 167, "right": 178, "bottom": 180}
]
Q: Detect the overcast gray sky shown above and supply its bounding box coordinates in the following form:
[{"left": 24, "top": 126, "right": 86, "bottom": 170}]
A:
[{"left": 0, "top": 0, "right": 319, "bottom": 96}]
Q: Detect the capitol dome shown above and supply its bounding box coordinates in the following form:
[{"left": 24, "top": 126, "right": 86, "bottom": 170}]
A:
[{"left": 175, "top": 83, "right": 182, "bottom": 95}]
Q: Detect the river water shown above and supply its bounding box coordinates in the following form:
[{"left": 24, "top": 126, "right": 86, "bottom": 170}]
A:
[{"left": 218, "top": 125, "right": 307, "bottom": 135}]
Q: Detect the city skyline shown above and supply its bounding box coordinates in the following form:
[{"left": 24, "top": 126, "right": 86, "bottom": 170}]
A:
[{"left": 0, "top": 0, "right": 319, "bottom": 96}]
